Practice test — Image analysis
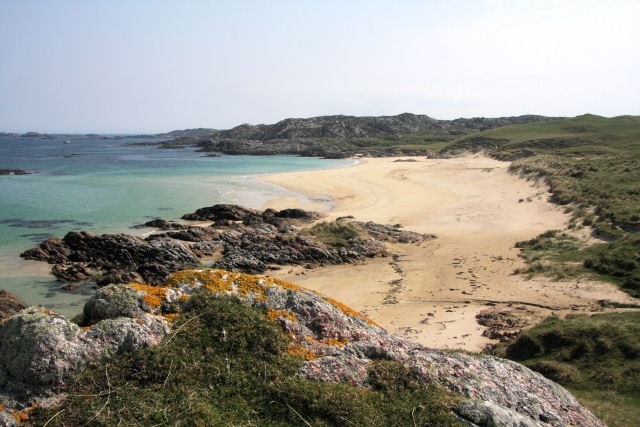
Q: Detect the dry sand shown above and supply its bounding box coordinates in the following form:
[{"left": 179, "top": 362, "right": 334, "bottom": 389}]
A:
[{"left": 259, "top": 156, "right": 640, "bottom": 352}]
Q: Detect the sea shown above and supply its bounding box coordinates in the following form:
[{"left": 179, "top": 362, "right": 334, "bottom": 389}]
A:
[{"left": 0, "top": 134, "right": 353, "bottom": 316}]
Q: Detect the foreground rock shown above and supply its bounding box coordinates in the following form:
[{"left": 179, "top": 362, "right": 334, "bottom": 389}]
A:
[
  {"left": 0, "top": 270, "right": 602, "bottom": 425},
  {"left": 21, "top": 205, "right": 433, "bottom": 286}
]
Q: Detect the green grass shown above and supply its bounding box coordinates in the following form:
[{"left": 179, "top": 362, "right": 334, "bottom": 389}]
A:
[
  {"left": 495, "top": 312, "right": 640, "bottom": 426},
  {"left": 29, "top": 292, "right": 461, "bottom": 425},
  {"left": 299, "top": 220, "right": 364, "bottom": 247},
  {"left": 307, "top": 133, "right": 456, "bottom": 156}
]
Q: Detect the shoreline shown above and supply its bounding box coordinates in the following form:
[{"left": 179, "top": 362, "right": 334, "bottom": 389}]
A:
[{"left": 258, "top": 155, "right": 640, "bottom": 351}]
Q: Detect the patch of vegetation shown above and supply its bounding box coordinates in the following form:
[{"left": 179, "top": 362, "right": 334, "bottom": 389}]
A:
[
  {"left": 300, "top": 220, "right": 364, "bottom": 247},
  {"left": 513, "top": 230, "right": 591, "bottom": 280},
  {"left": 495, "top": 312, "right": 640, "bottom": 426},
  {"left": 29, "top": 292, "right": 460, "bottom": 425},
  {"left": 298, "top": 133, "right": 455, "bottom": 157},
  {"left": 584, "top": 235, "right": 640, "bottom": 297}
]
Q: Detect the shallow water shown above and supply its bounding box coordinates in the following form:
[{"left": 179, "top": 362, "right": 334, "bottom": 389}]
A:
[{"left": 0, "top": 135, "right": 352, "bottom": 316}]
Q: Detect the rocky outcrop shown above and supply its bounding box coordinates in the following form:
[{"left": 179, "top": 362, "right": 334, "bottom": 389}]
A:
[
  {"left": 0, "top": 302, "right": 169, "bottom": 401},
  {"left": 0, "top": 270, "right": 603, "bottom": 425},
  {"left": 0, "top": 291, "right": 26, "bottom": 321},
  {"left": 21, "top": 205, "right": 433, "bottom": 285}
]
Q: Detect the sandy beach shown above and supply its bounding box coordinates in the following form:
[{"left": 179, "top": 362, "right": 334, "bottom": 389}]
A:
[{"left": 260, "top": 156, "right": 639, "bottom": 352}]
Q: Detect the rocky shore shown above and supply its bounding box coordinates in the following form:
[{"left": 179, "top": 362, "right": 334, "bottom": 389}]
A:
[{"left": 21, "top": 204, "right": 433, "bottom": 288}]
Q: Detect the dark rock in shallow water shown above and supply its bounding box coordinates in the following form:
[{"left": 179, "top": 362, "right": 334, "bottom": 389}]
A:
[
  {"left": 21, "top": 231, "right": 199, "bottom": 285},
  {"left": 135, "top": 218, "right": 188, "bottom": 230},
  {"left": 181, "top": 204, "right": 259, "bottom": 221},
  {"left": 0, "top": 169, "right": 30, "bottom": 175}
]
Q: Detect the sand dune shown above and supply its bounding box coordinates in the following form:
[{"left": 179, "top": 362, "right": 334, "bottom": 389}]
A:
[{"left": 260, "top": 156, "right": 639, "bottom": 351}]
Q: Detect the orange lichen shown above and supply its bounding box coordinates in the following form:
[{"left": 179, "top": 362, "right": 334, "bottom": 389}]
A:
[
  {"left": 267, "top": 309, "right": 297, "bottom": 323},
  {"left": 287, "top": 343, "right": 318, "bottom": 360},
  {"left": 12, "top": 411, "right": 28, "bottom": 423},
  {"left": 164, "top": 269, "right": 378, "bottom": 328},
  {"left": 166, "top": 269, "right": 231, "bottom": 293},
  {"left": 322, "top": 338, "right": 349, "bottom": 347},
  {"left": 323, "top": 296, "right": 381, "bottom": 327},
  {"left": 269, "top": 277, "right": 309, "bottom": 293},
  {"left": 130, "top": 283, "right": 169, "bottom": 308},
  {"left": 163, "top": 313, "right": 180, "bottom": 323}
]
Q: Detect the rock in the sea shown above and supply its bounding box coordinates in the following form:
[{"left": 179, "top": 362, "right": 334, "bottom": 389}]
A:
[
  {"left": 181, "top": 204, "right": 259, "bottom": 221},
  {"left": 0, "top": 290, "right": 27, "bottom": 322},
  {"left": 21, "top": 231, "right": 199, "bottom": 285}
]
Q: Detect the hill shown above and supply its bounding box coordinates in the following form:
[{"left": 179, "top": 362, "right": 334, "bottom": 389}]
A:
[{"left": 159, "top": 113, "right": 559, "bottom": 157}]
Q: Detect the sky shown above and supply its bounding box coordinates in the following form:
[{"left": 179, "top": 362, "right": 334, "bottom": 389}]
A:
[{"left": 1, "top": 0, "right": 639, "bottom": 133}]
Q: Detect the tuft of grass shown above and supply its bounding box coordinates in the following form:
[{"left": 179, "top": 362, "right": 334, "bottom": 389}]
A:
[
  {"left": 29, "top": 291, "right": 460, "bottom": 425},
  {"left": 300, "top": 220, "right": 364, "bottom": 247}
]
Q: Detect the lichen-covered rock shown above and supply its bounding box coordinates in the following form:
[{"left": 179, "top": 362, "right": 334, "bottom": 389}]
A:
[
  {"left": 163, "top": 269, "right": 604, "bottom": 426},
  {"left": 0, "top": 307, "right": 84, "bottom": 398},
  {"left": 0, "top": 305, "right": 169, "bottom": 403},
  {"left": 83, "top": 314, "right": 170, "bottom": 355},
  {"left": 83, "top": 283, "right": 143, "bottom": 323}
]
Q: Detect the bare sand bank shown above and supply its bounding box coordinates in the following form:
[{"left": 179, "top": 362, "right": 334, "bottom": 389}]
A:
[{"left": 259, "top": 156, "right": 640, "bottom": 352}]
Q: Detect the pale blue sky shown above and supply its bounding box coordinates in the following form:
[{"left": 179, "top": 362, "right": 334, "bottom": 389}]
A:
[{"left": 1, "top": 0, "right": 639, "bottom": 133}]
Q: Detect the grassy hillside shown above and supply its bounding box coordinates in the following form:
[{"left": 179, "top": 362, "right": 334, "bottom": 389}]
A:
[{"left": 443, "top": 114, "right": 640, "bottom": 296}]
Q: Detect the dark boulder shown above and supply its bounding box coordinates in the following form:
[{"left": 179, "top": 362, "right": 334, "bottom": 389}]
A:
[{"left": 181, "top": 204, "right": 259, "bottom": 221}]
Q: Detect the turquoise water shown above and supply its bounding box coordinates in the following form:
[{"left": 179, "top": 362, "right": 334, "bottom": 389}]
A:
[{"left": 0, "top": 135, "right": 352, "bottom": 315}]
